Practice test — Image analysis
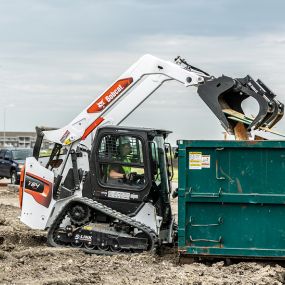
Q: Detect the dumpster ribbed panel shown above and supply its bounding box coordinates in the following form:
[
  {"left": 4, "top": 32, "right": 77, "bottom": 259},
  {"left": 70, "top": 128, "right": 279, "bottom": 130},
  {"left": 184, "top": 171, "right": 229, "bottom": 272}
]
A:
[{"left": 178, "top": 140, "right": 285, "bottom": 259}]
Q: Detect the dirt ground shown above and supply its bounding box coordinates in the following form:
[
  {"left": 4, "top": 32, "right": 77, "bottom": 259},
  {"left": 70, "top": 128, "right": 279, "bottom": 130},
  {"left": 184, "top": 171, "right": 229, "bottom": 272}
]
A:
[{"left": 0, "top": 186, "right": 285, "bottom": 285}]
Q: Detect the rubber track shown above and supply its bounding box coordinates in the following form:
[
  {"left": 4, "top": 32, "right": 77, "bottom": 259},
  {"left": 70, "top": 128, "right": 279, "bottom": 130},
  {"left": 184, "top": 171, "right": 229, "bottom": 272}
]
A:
[{"left": 47, "top": 197, "right": 158, "bottom": 255}]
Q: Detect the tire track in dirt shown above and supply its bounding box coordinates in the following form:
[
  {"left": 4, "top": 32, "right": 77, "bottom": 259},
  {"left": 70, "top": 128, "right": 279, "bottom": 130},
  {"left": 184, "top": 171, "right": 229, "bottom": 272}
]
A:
[{"left": 1, "top": 188, "right": 285, "bottom": 285}]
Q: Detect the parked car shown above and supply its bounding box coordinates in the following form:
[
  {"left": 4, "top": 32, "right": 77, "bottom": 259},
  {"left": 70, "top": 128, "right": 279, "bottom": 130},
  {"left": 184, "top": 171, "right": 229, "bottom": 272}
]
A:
[{"left": 0, "top": 148, "right": 33, "bottom": 184}]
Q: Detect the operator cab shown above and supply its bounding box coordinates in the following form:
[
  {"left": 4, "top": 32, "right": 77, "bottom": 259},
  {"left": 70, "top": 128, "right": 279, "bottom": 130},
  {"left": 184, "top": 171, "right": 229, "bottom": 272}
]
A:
[{"left": 83, "top": 126, "right": 173, "bottom": 225}]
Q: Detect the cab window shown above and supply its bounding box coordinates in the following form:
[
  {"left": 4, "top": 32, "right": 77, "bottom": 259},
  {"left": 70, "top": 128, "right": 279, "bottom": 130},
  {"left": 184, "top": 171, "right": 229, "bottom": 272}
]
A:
[
  {"left": 12, "top": 149, "right": 32, "bottom": 160},
  {"left": 0, "top": 150, "right": 5, "bottom": 159},
  {"left": 97, "top": 134, "right": 145, "bottom": 188},
  {"left": 4, "top": 151, "right": 11, "bottom": 160}
]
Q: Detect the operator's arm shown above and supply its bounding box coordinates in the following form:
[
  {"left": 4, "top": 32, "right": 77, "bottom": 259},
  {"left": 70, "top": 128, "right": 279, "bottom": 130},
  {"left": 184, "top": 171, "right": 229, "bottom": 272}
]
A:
[
  {"left": 109, "top": 168, "right": 124, "bottom": 179},
  {"left": 109, "top": 166, "right": 139, "bottom": 181}
]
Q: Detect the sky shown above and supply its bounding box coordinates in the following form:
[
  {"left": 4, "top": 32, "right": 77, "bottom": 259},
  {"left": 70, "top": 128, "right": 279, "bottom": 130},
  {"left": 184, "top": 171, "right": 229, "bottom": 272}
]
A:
[{"left": 1, "top": 0, "right": 285, "bottom": 144}]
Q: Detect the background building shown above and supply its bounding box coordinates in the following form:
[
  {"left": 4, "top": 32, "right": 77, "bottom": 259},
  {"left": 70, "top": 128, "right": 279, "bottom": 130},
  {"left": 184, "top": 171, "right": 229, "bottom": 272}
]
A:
[{"left": 0, "top": 131, "right": 36, "bottom": 148}]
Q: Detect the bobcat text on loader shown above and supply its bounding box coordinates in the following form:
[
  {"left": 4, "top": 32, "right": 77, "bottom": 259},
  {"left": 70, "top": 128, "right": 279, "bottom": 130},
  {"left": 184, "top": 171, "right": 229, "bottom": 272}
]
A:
[{"left": 19, "top": 54, "right": 284, "bottom": 254}]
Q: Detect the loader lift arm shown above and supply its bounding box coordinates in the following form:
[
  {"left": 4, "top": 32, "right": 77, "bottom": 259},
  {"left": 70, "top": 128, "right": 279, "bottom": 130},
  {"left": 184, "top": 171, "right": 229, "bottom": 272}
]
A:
[
  {"left": 43, "top": 54, "right": 209, "bottom": 146},
  {"left": 35, "top": 54, "right": 284, "bottom": 203},
  {"left": 42, "top": 54, "right": 283, "bottom": 146}
]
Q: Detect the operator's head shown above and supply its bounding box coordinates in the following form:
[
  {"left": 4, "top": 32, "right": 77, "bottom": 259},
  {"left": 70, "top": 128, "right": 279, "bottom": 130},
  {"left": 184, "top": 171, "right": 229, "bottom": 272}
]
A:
[{"left": 119, "top": 137, "right": 132, "bottom": 156}]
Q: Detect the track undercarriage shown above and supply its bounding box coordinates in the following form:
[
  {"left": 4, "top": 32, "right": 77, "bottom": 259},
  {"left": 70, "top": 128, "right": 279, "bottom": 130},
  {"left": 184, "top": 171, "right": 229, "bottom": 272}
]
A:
[{"left": 47, "top": 197, "right": 158, "bottom": 255}]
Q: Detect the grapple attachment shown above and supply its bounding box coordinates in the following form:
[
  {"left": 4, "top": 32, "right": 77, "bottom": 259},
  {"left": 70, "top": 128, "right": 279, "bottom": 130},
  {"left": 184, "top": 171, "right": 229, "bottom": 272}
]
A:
[{"left": 197, "top": 75, "right": 284, "bottom": 134}]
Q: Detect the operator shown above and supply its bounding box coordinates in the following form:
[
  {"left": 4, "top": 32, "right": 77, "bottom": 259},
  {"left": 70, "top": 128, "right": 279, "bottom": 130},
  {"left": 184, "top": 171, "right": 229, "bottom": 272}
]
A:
[{"left": 109, "top": 137, "right": 132, "bottom": 181}]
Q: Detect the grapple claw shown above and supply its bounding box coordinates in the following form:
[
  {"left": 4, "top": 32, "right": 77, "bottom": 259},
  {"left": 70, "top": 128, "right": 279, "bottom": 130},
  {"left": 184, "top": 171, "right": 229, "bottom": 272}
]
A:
[
  {"left": 255, "top": 78, "right": 284, "bottom": 128},
  {"left": 268, "top": 100, "right": 284, "bottom": 128},
  {"left": 197, "top": 75, "right": 283, "bottom": 134}
]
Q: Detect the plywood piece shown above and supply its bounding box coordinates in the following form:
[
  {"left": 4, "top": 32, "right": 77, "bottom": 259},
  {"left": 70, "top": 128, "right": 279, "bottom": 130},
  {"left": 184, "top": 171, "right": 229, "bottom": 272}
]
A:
[
  {"left": 223, "top": 109, "right": 285, "bottom": 138},
  {"left": 233, "top": 122, "right": 249, "bottom": 140}
]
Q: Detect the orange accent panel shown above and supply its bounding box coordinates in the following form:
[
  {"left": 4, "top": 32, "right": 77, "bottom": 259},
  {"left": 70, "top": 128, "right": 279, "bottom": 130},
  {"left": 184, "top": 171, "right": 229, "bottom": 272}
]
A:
[
  {"left": 82, "top": 117, "right": 104, "bottom": 140},
  {"left": 19, "top": 167, "right": 25, "bottom": 209},
  {"left": 24, "top": 173, "right": 52, "bottom": 208},
  {"left": 87, "top": 77, "right": 133, "bottom": 113}
]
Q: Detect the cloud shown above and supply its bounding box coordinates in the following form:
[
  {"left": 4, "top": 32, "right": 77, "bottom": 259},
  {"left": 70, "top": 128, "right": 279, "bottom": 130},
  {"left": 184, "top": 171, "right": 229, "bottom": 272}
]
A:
[
  {"left": 0, "top": 0, "right": 284, "bottom": 52},
  {"left": 2, "top": 32, "right": 285, "bottom": 142}
]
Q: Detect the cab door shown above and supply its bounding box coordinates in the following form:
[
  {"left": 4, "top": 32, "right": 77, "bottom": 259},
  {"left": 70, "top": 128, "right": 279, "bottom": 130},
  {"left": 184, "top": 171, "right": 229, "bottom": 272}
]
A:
[{"left": 85, "top": 128, "right": 152, "bottom": 215}]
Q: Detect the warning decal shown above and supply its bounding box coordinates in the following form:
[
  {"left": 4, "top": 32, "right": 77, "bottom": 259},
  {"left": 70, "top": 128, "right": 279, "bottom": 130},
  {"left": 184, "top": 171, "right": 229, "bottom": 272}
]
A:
[
  {"left": 189, "top": 152, "right": 202, "bottom": 169},
  {"left": 202, "top": 155, "right": 211, "bottom": 168},
  {"left": 189, "top": 152, "right": 211, "bottom": 170}
]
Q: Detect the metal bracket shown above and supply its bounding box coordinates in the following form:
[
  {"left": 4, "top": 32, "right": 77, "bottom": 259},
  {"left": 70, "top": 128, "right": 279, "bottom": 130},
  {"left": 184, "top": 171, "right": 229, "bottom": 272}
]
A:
[
  {"left": 71, "top": 149, "right": 80, "bottom": 190},
  {"left": 189, "top": 216, "right": 223, "bottom": 227},
  {"left": 190, "top": 236, "right": 223, "bottom": 244},
  {"left": 187, "top": 187, "right": 222, "bottom": 198},
  {"left": 215, "top": 147, "right": 225, "bottom": 180}
]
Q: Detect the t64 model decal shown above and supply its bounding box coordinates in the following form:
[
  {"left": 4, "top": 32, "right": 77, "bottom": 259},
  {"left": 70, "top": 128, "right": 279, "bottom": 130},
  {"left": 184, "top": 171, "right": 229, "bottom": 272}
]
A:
[{"left": 24, "top": 173, "right": 53, "bottom": 208}]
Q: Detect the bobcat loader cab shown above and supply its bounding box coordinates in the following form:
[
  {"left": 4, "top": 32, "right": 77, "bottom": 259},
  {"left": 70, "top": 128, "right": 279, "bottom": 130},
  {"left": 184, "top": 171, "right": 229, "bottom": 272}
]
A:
[{"left": 19, "top": 54, "right": 283, "bottom": 253}]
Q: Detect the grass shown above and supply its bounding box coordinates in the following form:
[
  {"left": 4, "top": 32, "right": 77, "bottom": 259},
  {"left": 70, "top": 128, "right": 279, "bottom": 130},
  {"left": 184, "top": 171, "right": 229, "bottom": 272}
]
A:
[{"left": 172, "top": 167, "right": 178, "bottom": 182}]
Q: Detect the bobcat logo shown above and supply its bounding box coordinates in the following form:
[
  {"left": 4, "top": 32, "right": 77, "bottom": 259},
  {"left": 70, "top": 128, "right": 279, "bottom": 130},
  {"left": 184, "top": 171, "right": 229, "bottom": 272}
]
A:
[{"left": 97, "top": 99, "right": 105, "bottom": 110}]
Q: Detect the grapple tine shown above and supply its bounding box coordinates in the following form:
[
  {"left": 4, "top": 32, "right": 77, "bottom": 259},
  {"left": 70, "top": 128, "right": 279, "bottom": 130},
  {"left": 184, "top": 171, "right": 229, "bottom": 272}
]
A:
[
  {"left": 259, "top": 97, "right": 281, "bottom": 128},
  {"left": 242, "top": 76, "right": 281, "bottom": 129},
  {"left": 235, "top": 76, "right": 271, "bottom": 130},
  {"left": 267, "top": 100, "right": 284, "bottom": 128},
  {"left": 243, "top": 76, "right": 274, "bottom": 127},
  {"left": 256, "top": 79, "right": 284, "bottom": 128}
]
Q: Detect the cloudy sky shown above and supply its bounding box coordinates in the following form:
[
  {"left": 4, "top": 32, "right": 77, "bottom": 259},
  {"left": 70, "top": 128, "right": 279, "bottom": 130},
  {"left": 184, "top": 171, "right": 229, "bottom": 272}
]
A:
[{"left": 1, "top": 0, "right": 285, "bottom": 143}]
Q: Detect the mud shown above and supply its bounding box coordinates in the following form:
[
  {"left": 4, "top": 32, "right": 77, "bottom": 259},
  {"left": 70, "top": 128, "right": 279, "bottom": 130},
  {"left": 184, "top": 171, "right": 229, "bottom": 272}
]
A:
[{"left": 0, "top": 188, "right": 285, "bottom": 285}]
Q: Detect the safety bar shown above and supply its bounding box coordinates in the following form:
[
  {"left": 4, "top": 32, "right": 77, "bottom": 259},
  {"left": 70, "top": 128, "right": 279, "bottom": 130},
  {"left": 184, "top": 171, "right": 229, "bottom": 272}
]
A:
[
  {"left": 189, "top": 216, "right": 223, "bottom": 227},
  {"left": 187, "top": 187, "right": 222, "bottom": 198},
  {"left": 189, "top": 236, "right": 223, "bottom": 244}
]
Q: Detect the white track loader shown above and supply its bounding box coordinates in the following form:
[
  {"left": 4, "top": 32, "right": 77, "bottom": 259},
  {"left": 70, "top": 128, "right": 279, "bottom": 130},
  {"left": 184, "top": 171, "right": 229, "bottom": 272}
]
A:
[{"left": 19, "top": 54, "right": 283, "bottom": 253}]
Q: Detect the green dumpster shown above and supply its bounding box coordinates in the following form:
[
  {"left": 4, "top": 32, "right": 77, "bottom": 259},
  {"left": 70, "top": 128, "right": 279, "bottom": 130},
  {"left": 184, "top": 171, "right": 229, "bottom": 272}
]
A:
[{"left": 177, "top": 140, "right": 285, "bottom": 259}]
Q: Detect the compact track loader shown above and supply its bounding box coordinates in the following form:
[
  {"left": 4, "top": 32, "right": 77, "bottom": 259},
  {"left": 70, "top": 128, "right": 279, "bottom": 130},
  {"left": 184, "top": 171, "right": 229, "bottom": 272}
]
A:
[{"left": 19, "top": 54, "right": 284, "bottom": 254}]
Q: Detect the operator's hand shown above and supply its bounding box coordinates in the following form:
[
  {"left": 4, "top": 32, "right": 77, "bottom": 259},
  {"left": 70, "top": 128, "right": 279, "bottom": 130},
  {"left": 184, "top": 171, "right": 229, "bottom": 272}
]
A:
[
  {"left": 124, "top": 172, "right": 145, "bottom": 184},
  {"left": 124, "top": 172, "right": 138, "bottom": 182}
]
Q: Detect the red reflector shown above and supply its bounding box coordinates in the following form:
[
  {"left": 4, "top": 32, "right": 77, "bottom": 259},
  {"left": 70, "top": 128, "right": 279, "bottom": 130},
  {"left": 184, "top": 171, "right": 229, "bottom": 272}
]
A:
[
  {"left": 82, "top": 117, "right": 104, "bottom": 140},
  {"left": 19, "top": 167, "right": 25, "bottom": 209}
]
